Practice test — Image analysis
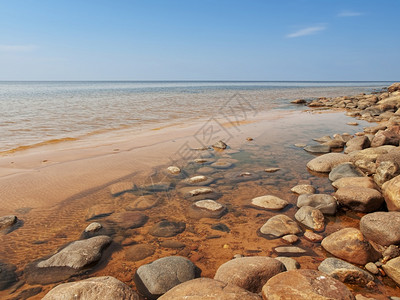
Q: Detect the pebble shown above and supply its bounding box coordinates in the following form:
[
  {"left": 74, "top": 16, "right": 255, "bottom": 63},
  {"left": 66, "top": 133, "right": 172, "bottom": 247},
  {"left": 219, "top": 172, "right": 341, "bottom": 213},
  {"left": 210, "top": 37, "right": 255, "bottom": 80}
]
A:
[
  {"left": 304, "top": 231, "right": 324, "bottom": 242},
  {"left": 264, "top": 167, "right": 280, "bottom": 173},
  {"left": 85, "top": 222, "right": 102, "bottom": 233},
  {"left": 281, "top": 234, "right": 299, "bottom": 244},
  {"left": 167, "top": 166, "right": 181, "bottom": 174},
  {"left": 291, "top": 184, "right": 315, "bottom": 195},
  {"left": 365, "top": 262, "right": 379, "bottom": 275}
]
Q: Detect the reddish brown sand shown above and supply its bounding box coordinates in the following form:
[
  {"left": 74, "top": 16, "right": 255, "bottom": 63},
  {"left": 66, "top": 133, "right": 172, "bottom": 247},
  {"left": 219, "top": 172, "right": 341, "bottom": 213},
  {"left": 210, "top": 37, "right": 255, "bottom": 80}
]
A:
[{"left": 0, "top": 109, "right": 399, "bottom": 299}]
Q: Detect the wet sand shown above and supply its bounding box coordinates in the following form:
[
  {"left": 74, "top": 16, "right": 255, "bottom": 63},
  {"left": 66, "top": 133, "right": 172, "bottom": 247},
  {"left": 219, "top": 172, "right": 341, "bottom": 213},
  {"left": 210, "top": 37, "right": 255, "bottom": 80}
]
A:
[{"left": 1, "top": 106, "right": 399, "bottom": 299}]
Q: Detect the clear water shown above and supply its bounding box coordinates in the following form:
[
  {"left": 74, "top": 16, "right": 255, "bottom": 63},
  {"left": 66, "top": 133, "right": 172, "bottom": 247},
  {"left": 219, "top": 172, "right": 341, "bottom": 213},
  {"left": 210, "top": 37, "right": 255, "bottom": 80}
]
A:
[{"left": 0, "top": 81, "right": 392, "bottom": 153}]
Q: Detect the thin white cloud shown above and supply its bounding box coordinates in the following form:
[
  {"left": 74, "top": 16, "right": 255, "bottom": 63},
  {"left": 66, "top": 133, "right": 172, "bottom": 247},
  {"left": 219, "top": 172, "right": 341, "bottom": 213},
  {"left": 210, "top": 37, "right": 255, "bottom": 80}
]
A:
[
  {"left": 286, "top": 26, "right": 326, "bottom": 38},
  {"left": 338, "top": 10, "right": 364, "bottom": 17},
  {"left": 0, "top": 44, "right": 38, "bottom": 52}
]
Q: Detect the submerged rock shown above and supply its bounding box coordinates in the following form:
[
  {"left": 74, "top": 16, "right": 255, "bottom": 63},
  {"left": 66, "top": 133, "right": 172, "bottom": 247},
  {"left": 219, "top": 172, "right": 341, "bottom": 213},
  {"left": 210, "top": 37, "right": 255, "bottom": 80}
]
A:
[
  {"left": 42, "top": 276, "right": 139, "bottom": 300},
  {"left": 0, "top": 261, "right": 18, "bottom": 291},
  {"left": 321, "top": 228, "right": 381, "bottom": 265},
  {"left": 250, "top": 195, "right": 288, "bottom": 210},
  {"left": 214, "top": 256, "right": 285, "bottom": 293},
  {"left": 149, "top": 220, "right": 186, "bottom": 237},
  {"left": 158, "top": 278, "right": 261, "bottom": 300},
  {"left": 125, "top": 244, "right": 156, "bottom": 262},
  {"left": 262, "top": 269, "right": 355, "bottom": 300},
  {"left": 125, "top": 195, "right": 160, "bottom": 211},
  {"left": 181, "top": 175, "right": 214, "bottom": 186},
  {"left": 134, "top": 256, "right": 199, "bottom": 299},
  {"left": 318, "top": 258, "right": 374, "bottom": 285},
  {"left": 259, "top": 214, "right": 301, "bottom": 239},
  {"left": 179, "top": 186, "right": 220, "bottom": 201},
  {"left": 107, "top": 211, "right": 148, "bottom": 229},
  {"left": 109, "top": 181, "right": 134, "bottom": 196},
  {"left": 213, "top": 140, "right": 228, "bottom": 150},
  {"left": 188, "top": 200, "right": 227, "bottom": 219}
]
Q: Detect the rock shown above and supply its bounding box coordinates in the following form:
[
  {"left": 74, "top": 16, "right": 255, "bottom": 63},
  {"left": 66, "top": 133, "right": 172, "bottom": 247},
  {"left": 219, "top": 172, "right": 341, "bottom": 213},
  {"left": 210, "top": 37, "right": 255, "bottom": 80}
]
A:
[
  {"left": 149, "top": 220, "right": 186, "bottom": 237},
  {"left": 383, "top": 245, "right": 400, "bottom": 262},
  {"left": 259, "top": 215, "right": 302, "bottom": 239},
  {"left": 182, "top": 175, "right": 214, "bottom": 186},
  {"left": 197, "top": 166, "right": 216, "bottom": 174},
  {"left": 345, "top": 136, "right": 371, "bottom": 153},
  {"left": 323, "top": 139, "right": 345, "bottom": 149},
  {"left": 360, "top": 212, "right": 400, "bottom": 246},
  {"left": 321, "top": 228, "right": 381, "bottom": 265},
  {"left": 354, "top": 159, "right": 377, "bottom": 175},
  {"left": 275, "top": 257, "right": 300, "bottom": 270},
  {"left": 211, "top": 223, "right": 230, "bottom": 233},
  {"left": 134, "top": 256, "right": 198, "bottom": 299},
  {"left": 213, "top": 140, "right": 228, "bottom": 150},
  {"left": 85, "top": 222, "right": 102, "bottom": 233},
  {"left": 313, "top": 135, "right": 332, "bottom": 143},
  {"left": 332, "top": 177, "right": 378, "bottom": 190},
  {"left": 0, "top": 215, "right": 17, "bottom": 230},
  {"left": 125, "top": 244, "right": 155, "bottom": 262},
  {"left": 0, "top": 261, "right": 17, "bottom": 291},
  {"left": 383, "top": 257, "right": 400, "bottom": 286},
  {"left": 382, "top": 175, "right": 400, "bottom": 211},
  {"left": 371, "top": 130, "right": 400, "bottom": 147},
  {"left": 86, "top": 204, "right": 115, "bottom": 220},
  {"left": 210, "top": 160, "right": 234, "bottom": 169},
  {"left": 282, "top": 234, "right": 299, "bottom": 244},
  {"left": 262, "top": 269, "right": 355, "bottom": 300},
  {"left": 25, "top": 236, "right": 112, "bottom": 284},
  {"left": 304, "top": 231, "right": 324, "bottom": 242},
  {"left": 291, "top": 184, "right": 315, "bottom": 195},
  {"left": 179, "top": 186, "right": 219, "bottom": 201},
  {"left": 125, "top": 195, "right": 160, "bottom": 211},
  {"left": 365, "top": 262, "right": 379, "bottom": 275},
  {"left": 109, "top": 181, "right": 134, "bottom": 196},
  {"left": 214, "top": 256, "right": 285, "bottom": 293},
  {"left": 307, "top": 153, "right": 350, "bottom": 173},
  {"left": 318, "top": 258, "right": 374, "bottom": 285},
  {"left": 347, "top": 122, "right": 359, "bottom": 126},
  {"left": 250, "top": 195, "right": 288, "bottom": 210},
  {"left": 374, "top": 160, "right": 399, "bottom": 186},
  {"left": 160, "top": 240, "right": 186, "bottom": 249},
  {"left": 274, "top": 246, "right": 307, "bottom": 255},
  {"left": 304, "top": 144, "right": 330, "bottom": 154},
  {"left": 107, "top": 211, "right": 148, "bottom": 229},
  {"left": 297, "top": 194, "right": 337, "bottom": 215},
  {"left": 294, "top": 143, "right": 307, "bottom": 148},
  {"left": 167, "top": 166, "right": 181, "bottom": 175},
  {"left": 158, "top": 278, "right": 261, "bottom": 300},
  {"left": 188, "top": 200, "right": 227, "bottom": 219},
  {"left": 334, "top": 186, "right": 384, "bottom": 213},
  {"left": 388, "top": 82, "right": 400, "bottom": 93},
  {"left": 329, "top": 163, "right": 363, "bottom": 182},
  {"left": 13, "top": 287, "right": 43, "bottom": 299},
  {"left": 141, "top": 182, "right": 172, "bottom": 193},
  {"left": 294, "top": 206, "right": 325, "bottom": 231},
  {"left": 350, "top": 145, "right": 396, "bottom": 163},
  {"left": 264, "top": 167, "right": 280, "bottom": 173},
  {"left": 42, "top": 276, "right": 139, "bottom": 300},
  {"left": 291, "top": 99, "right": 306, "bottom": 104}
]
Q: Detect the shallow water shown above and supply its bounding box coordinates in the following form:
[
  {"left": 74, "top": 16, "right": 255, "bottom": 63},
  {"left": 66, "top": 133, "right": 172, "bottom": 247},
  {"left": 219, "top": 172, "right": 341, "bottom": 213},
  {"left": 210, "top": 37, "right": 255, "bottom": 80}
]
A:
[
  {"left": 0, "top": 81, "right": 391, "bottom": 153},
  {"left": 1, "top": 107, "right": 399, "bottom": 299}
]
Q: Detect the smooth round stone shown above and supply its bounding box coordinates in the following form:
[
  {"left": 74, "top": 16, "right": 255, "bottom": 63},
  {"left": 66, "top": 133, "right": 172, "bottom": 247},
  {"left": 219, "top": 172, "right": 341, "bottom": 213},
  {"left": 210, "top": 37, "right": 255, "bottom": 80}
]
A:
[
  {"left": 125, "top": 244, "right": 155, "bottom": 262},
  {"left": 365, "top": 262, "right": 379, "bottom": 275},
  {"left": 160, "top": 240, "right": 186, "bottom": 249},
  {"left": 259, "top": 215, "right": 302, "bottom": 239},
  {"left": 304, "top": 231, "right": 323, "bottom": 242},
  {"left": 291, "top": 184, "right": 316, "bottom": 195},
  {"left": 0, "top": 215, "right": 18, "bottom": 230},
  {"left": 281, "top": 234, "right": 299, "bottom": 244},
  {"left": 193, "top": 158, "right": 213, "bottom": 164},
  {"left": 85, "top": 222, "right": 102, "bottom": 233},
  {"left": 182, "top": 175, "right": 214, "bottom": 186},
  {"left": 188, "top": 200, "right": 227, "bottom": 219},
  {"left": 125, "top": 195, "right": 159, "bottom": 211},
  {"left": 167, "top": 166, "right": 181, "bottom": 175},
  {"left": 148, "top": 220, "right": 186, "bottom": 237},
  {"left": 274, "top": 246, "right": 307, "bottom": 255},
  {"left": 304, "top": 144, "right": 330, "bottom": 154},
  {"left": 109, "top": 181, "right": 134, "bottom": 196},
  {"left": 195, "top": 199, "right": 223, "bottom": 211},
  {"left": 360, "top": 212, "right": 400, "bottom": 246},
  {"left": 332, "top": 177, "right": 378, "bottom": 190},
  {"left": 307, "top": 153, "right": 350, "bottom": 173},
  {"left": 211, "top": 223, "right": 230, "bottom": 233},
  {"left": 42, "top": 276, "right": 139, "bottom": 300},
  {"left": 264, "top": 168, "right": 280, "bottom": 173},
  {"left": 86, "top": 204, "right": 115, "bottom": 220},
  {"left": 210, "top": 160, "right": 233, "bottom": 169},
  {"left": 107, "top": 211, "right": 148, "bottom": 229},
  {"left": 251, "top": 195, "right": 288, "bottom": 210},
  {"left": 179, "top": 186, "right": 219, "bottom": 201}
]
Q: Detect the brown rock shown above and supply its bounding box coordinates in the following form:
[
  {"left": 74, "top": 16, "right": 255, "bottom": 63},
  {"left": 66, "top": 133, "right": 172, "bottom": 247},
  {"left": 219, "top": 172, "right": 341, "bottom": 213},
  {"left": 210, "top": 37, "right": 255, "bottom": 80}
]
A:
[
  {"left": 382, "top": 175, "right": 400, "bottom": 211},
  {"left": 332, "top": 177, "right": 378, "bottom": 190},
  {"left": 107, "top": 211, "right": 148, "bottom": 229},
  {"left": 307, "top": 153, "right": 350, "bottom": 173},
  {"left": 259, "top": 215, "right": 302, "bottom": 239},
  {"left": 294, "top": 206, "right": 325, "bottom": 231},
  {"left": 382, "top": 257, "right": 400, "bottom": 286},
  {"left": 360, "top": 212, "right": 400, "bottom": 246},
  {"left": 345, "top": 136, "right": 370, "bottom": 154},
  {"left": 291, "top": 184, "right": 316, "bottom": 195},
  {"left": 214, "top": 256, "right": 285, "bottom": 293},
  {"left": 304, "top": 231, "right": 324, "bottom": 242},
  {"left": 262, "top": 269, "right": 354, "bottom": 300},
  {"left": 374, "top": 160, "right": 399, "bottom": 186},
  {"left": 371, "top": 130, "right": 400, "bottom": 147},
  {"left": 125, "top": 244, "right": 155, "bottom": 262},
  {"left": 334, "top": 186, "right": 384, "bottom": 213},
  {"left": 388, "top": 82, "right": 400, "bottom": 93},
  {"left": 158, "top": 278, "right": 261, "bottom": 300}
]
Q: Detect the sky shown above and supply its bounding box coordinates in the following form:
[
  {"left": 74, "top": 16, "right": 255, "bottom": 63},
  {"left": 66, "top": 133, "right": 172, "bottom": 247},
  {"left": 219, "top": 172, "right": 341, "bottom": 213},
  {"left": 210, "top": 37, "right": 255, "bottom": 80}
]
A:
[{"left": 0, "top": 0, "right": 399, "bottom": 81}]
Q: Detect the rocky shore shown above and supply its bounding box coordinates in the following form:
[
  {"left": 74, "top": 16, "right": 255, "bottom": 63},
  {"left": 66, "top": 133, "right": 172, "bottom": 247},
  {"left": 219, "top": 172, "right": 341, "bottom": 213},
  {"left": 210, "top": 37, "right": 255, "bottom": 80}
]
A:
[{"left": 2, "top": 82, "right": 400, "bottom": 299}]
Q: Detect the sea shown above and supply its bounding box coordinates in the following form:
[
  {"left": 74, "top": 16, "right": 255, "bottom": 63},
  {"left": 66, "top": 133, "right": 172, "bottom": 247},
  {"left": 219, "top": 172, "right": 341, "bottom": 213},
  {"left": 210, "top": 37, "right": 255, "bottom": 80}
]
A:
[{"left": 0, "top": 81, "right": 394, "bottom": 154}]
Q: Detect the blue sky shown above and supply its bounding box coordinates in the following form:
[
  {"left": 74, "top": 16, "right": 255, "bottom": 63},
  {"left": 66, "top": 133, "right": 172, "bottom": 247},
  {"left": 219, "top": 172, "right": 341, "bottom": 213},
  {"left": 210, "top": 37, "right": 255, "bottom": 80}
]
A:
[{"left": 0, "top": 0, "right": 399, "bottom": 81}]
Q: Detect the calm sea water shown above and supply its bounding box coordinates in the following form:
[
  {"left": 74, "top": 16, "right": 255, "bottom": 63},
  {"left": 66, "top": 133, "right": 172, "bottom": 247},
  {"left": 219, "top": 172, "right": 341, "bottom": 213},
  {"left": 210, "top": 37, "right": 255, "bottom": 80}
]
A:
[{"left": 0, "top": 81, "right": 393, "bottom": 153}]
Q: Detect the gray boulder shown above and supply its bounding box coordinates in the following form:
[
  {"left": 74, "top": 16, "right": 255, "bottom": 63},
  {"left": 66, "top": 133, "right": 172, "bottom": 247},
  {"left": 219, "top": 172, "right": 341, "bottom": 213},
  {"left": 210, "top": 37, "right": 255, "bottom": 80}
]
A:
[
  {"left": 328, "top": 163, "right": 363, "bottom": 182},
  {"left": 294, "top": 206, "right": 324, "bottom": 231},
  {"left": 297, "top": 194, "right": 337, "bottom": 215}
]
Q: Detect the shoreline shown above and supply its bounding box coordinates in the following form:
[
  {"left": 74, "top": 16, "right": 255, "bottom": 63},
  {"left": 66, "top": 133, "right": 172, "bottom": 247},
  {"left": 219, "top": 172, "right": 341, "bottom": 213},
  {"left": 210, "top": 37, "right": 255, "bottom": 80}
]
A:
[{"left": 2, "top": 82, "right": 400, "bottom": 299}]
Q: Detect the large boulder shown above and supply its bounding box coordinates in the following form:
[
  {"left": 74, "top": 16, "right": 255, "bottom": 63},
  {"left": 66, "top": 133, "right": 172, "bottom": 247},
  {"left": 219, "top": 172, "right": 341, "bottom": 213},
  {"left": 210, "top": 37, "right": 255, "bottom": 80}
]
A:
[
  {"left": 259, "top": 215, "right": 302, "bottom": 239},
  {"left": 25, "top": 236, "right": 112, "bottom": 284},
  {"left": 360, "top": 212, "right": 400, "bottom": 246},
  {"left": 214, "top": 256, "right": 285, "bottom": 293},
  {"left": 262, "top": 269, "right": 354, "bottom": 300},
  {"left": 332, "top": 177, "right": 378, "bottom": 190},
  {"left": 334, "top": 186, "right": 384, "bottom": 213},
  {"left": 318, "top": 258, "right": 374, "bottom": 285},
  {"left": 158, "top": 278, "right": 261, "bottom": 300},
  {"left": 382, "top": 175, "right": 400, "bottom": 211},
  {"left": 134, "top": 256, "right": 199, "bottom": 299},
  {"left": 307, "top": 153, "right": 350, "bottom": 173},
  {"left": 42, "top": 276, "right": 139, "bottom": 300},
  {"left": 297, "top": 194, "right": 337, "bottom": 215},
  {"left": 321, "top": 228, "right": 381, "bottom": 265},
  {"left": 328, "top": 163, "right": 363, "bottom": 182},
  {"left": 294, "top": 206, "right": 325, "bottom": 231}
]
